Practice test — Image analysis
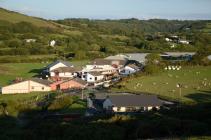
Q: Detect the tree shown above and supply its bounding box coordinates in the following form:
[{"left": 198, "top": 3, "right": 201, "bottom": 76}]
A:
[
  {"left": 100, "top": 46, "right": 107, "bottom": 53},
  {"left": 0, "top": 102, "right": 8, "bottom": 116},
  {"left": 146, "top": 53, "right": 162, "bottom": 65},
  {"left": 144, "top": 64, "right": 162, "bottom": 75},
  {"left": 8, "top": 39, "right": 22, "bottom": 48},
  {"left": 192, "top": 45, "right": 211, "bottom": 65},
  {"left": 75, "top": 50, "right": 86, "bottom": 59}
]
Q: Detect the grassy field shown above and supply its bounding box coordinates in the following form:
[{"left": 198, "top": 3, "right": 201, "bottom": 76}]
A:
[
  {"left": 0, "top": 8, "right": 56, "bottom": 28},
  {"left": 112, "top": 66, "right": 211, "bottom": 104},
  {"left": 0, "top": 60, "right": 89, "bottom": 86},
  {"left": 0, "top": 63, "right": 46, "bottom": 86},
  {"left": 99, "top": 34, "right": 129, "bottom": 41},
  {"left": 64, "top": 30, "right": 83, "bottom": 36},
  {"left": 202, "top": 23, "right": 211, "bottom": 33}
]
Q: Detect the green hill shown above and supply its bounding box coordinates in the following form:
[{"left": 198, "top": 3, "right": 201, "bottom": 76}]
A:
[{"left": 0, "top": 7, "right": 56, "bottom": 28}]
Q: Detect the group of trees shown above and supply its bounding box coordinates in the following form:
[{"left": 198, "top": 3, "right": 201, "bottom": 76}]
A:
[
  {"left": 1, "top": 105, "right": 211, "bottom": 140},
  {"left": 0, "top": 18, "right": 210, "bottom": 62},
  {"left": 192, "top": 45, "right": 211, "bottom": 65}
]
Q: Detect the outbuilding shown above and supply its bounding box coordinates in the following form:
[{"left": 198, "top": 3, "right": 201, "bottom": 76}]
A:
[
  {"left": 1, "top": 78, "right": 52, "bottom": 94},
  {"left": 120, "top": 64, "right": 141, "bottom": 75},
  {"left": 50, "top": 78, "right": 87, "bottom": 91}
]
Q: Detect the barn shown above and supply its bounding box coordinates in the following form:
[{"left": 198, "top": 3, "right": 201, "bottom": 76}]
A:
[{"left": 1, "top": 78, "right": 52, "bottom": 94}]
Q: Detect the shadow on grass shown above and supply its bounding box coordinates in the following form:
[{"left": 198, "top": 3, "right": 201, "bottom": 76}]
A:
[
  {"left": 28, "top": 68, "right": 43, "bottom": 77},
  {"left": 185, "top": 90, "right": 211, "bottom": 104},
  {"left": 1, "top": 91, "right": 211, "bottom": 140}
]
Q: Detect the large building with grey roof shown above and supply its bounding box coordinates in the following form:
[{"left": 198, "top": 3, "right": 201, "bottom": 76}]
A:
[
  {"left": 89, "top": 94, "right": 162, "bottom": 113},
  {"left": 106, "top": 53, "right": 149, "bottom": 64}
]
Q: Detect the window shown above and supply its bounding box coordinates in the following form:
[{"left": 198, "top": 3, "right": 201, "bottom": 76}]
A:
[
  {"left": 95, "top": 77, "right": 97, "bottom": 81},
  {"left": 117, "top": 107, "right": 121, "bottom": 111},
  {"left": 42, "top": 87, "right": 45, "bottom": 90}
]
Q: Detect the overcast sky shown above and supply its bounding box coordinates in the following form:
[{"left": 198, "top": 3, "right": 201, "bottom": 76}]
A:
[{"left": 0, "top": 0, "right": 211, "bottom": 20}]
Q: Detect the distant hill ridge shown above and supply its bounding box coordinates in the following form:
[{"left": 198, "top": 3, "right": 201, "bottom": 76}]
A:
[{"left": 0, "top": 7, "right": 56, "bottom": 28}]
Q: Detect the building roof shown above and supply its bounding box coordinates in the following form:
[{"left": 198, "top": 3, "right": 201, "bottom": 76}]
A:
[
  {"left": 108, "top": 95, "right": 162, "bottom": 107},
  {"left": 105, "top": 55, "right": 129, "bottom": 61},
  {"left": 2, "top": 78, "right": 52, "bottom": 88},
  {"left": 126, "top": 64, "right": 140, "bottom": 70},
  {"left": 91, "top": 59, "right": 126, "bottom": 66},
  {"left": 59, "top": 78, "right": 87, "bottom": 86},
  {"left": 46, "top": 60, "right": 73, "bottom": 69},
  {"left": 125, "top": 53, "right": 149, "bottom": 63},
  {"left": 89, "top": 71, "right": 103, "bottom": 76},
  {"left": 72, "top": 78, "right": 87, "bottom": 85},
  {"left": 161, "top": 52, "right": 196, "bottom": 57},
  {"left": 30, "top": 78, "right": 52, "bottom": 86},
  {"left": 52, "top": 67, "right": 79, "bottom": 73}
]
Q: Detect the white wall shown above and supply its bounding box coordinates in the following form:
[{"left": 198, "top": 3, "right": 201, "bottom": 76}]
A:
[
  {"left": 120, "top": 66, "right": 136, "bottom": 75},
  {"left": 112, "top": 107, "right": 126, "bottom": 112},
  {"left": 50, "top": 72, "right": 55, "bottom": 77},
  {"left": 49, "top": 63, "right": 67, "bottom": 71},
  {"left": 50, "top": 71, "right": 76, "bottom": 78},
  {"left": 2, "top": 81, "right": 30, "bottom": 94},
  {"left": 86, "top": 73, "right": 104, "bottom": 83},
  {"left": 112, "top": 106, "right": 158, "bottom": 112},
  {"left": 59, "top": 72, "right": 74, "bottom": 78},
  {"left": 29, "top": 81, "right": 51, "bottom": 92},
  {"left": 2, "top": 80, "right": 51, "bottom": 94}
]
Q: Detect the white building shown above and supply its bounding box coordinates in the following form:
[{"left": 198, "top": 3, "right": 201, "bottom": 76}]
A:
[
  {"left": 44, "top": 60, "right": 74, "bottom": 73},
  {"left": 170, "top": 44, "right": 176, "bottom": 48},
  {"left": 49, "top": 40, "right": 56, "bottom": 47},
  {"left": 83, "top": 72, "right": 104, "bottom": 83},
  {"left": 179, "top": 40, "right": 189, "bottom": 45},
  {"left": 25, "top": 39, "right": 36, "bottom": 43},
  {"left": 81, "top": 59, "right": 126, "bottom": 80},
  {"left": 50, "top": 67, "right": 78, "bottom": 78},
  {"left": 165, "top": 38, "right": 172, "bottom": 42},
  {"left": 120, "top": 64, "right": 141, "bottom": 75}
]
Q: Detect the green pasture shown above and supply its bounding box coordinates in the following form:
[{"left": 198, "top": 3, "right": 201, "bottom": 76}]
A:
[
  {"left": 112, "top": 66, "right": 211, "bottom": 104},
  {"left": 0, "top": 60, "right": 89, "bottom": 86}
]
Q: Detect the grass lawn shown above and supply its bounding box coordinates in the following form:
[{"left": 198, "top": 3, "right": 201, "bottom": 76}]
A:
[
  {"left": 112, "top": 66, "right": 211, "bottom": 104},
  {"left": 0, "top": 60, "right": 89, "bottom": 86},
  {"left": 0, "top": 92, "right": 49, "bottom": 102},
  {"left": 0, "top": 63, "right": 46, "bottom": 86}
]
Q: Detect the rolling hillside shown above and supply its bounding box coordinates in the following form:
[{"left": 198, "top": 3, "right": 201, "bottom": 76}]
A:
[{"left": 0, "top": 7, "right": 56, "bottom": 28}]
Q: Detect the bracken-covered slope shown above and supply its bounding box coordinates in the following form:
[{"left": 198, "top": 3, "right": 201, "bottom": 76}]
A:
[{"left": 0, "top": 7, "right": 56, "bottom": 28}]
